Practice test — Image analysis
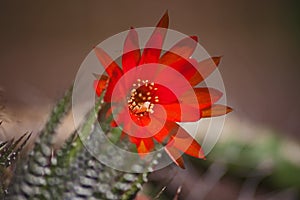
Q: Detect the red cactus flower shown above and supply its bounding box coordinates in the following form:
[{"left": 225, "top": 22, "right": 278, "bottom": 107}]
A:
[{"left": 94, "top": 12, "right": 232, "bottom": 168}]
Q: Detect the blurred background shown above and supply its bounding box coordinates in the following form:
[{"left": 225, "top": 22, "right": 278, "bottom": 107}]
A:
[{"left": 0, "top": 0, "right": 299, "bottom": 199}]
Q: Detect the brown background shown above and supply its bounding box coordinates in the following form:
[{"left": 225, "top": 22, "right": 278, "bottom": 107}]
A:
[{"left": 0, "top": 1, "right": 299, "bottom": 140}]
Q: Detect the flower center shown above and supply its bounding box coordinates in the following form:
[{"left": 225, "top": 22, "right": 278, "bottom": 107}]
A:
[{"left": 127, "top": 79, "right": 159, "bottom": 117}]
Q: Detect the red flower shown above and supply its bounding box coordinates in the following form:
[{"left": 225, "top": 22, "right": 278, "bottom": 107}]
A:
[{"left": 94, "top": 12, "right": 232, "bottom": 168}]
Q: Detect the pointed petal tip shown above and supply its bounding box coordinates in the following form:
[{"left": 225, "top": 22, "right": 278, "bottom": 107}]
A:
[
  {"left": 227, "top": 106, "right": 233, "bottom": 113},
  {"left": 175, "top": 157, "right": 185, "bottom": 169},
  {"left": 212, "top": 56, "right": 223, "bottom": 66},
  {"left": 157, "top": 11, "right": 169, "bottom": 28},
  {"left": 201, "top": 104, "right": 233, "bottom": 118},
  {"left": 163, "top": 10, "right": 169, "bottom": 18},
  {"left": 179, "top": 162, "right": 186, "bottom": 169},
  {"left": 190, "top": 35, "right": 198, "bottom": 42}
]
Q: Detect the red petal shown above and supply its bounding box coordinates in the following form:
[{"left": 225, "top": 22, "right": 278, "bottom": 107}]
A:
[
  {"left": 111, "top": 120, "right": 118, "bottom": 127},
  {"left": 94, "top": 48, "right": 124, "bottom": 101},
  {"left": 163, "top": 103, "right": 201, "bottom": 122},
  {"left": 164, "top": 146, "right": 185, "bottom": 169},
  {"left": 161, "top": 57, "right": 202, "bottom": 87},
  {"left": 159, "top": 36, "right": 198, "bottom": 66},
  {"left": 166, "top": 124, "right": 205, "bottom": 159},
  {"left": 189, "top": 56, "right": 222, "bottom": 86},
  {"left": 153, "top": 121, "right": 177, "bottom": 143},
  {"left": 156, "top": 10, "right": 169, "bottom": 28},
  {"left": 157, "top": 36, "right": 202, "bottom": 86},
  {"left": 129, "top": 135, "right": 140, "bottom": 144},
  {"left": 139, "top": 11, "right": 169, "bottom": 64},
  {"left": 122, "top": 28, "right": 141, "bottom": 72},
  {"left": 105, "top": 80, "right": 124, "bottom": 102},
  {"left": 94, "top": 47, "right": 123, "bottom": 79},
  {"left": 180, "top": 87, "right": 223, "bottom": 110},
  {"left": 201, "top": 104, "right": 233, "bottom": 118},
  {"left": 130, "top": 113, "right": 151, "bottom": 127},
  {"left": 151, "top": 84, "right": 178, "bottom": 104},
  {"left": 93, "top": 75, "right": 109, "bottom": 96}
]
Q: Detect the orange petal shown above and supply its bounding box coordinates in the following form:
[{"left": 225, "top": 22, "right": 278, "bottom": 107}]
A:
[
  {"left": 122, "top": 28, "right": 141, "bottom": 72},
  {"left": 136, "top": 138, "right": 155, "bottom": 157},
  {"left": 166, "top": 124, "right": 205, "bottom": 159},
  {"left": 201, "top": 104, "right": 233, "bottom": 118},
  {"left": 189, "top": 56, "right": 222, "bottom": 86},
  {"left": 164, "top": 145, "right": 185, "bottom": 169},
  {"left": 139, "top": 11, "right": 169, "bottom": 64},
  {"left": 93, "top": 75, "right": 109, "bottom": 96}
]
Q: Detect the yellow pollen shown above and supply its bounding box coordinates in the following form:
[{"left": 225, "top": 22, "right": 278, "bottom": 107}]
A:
[{"left": 127, "top": 79, "right": 159, "bottom": 116}]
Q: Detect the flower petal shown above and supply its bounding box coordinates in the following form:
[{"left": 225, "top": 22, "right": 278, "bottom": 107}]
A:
[
  {"left": 180, "top": 87, "right": 223, "bottom": 110},
  {"left": 166, "top": 124, "right": 205, "bottom": 159},
  {"left": 163, "top": 103, "right": 201, "bottom": 122},
  {"left": 189, "top": 56, "right": 222, "bottom": 86},
  {"left": 94, "top": 75, "right": 109, "bottom": 97},
  {"left": 153, "top": 120, "right": 177, "bottom": 143},
  {"left": 201, "top": 104, "right": 233, "bottom": 118},
  {"left": 153, "top": 121, "right": 205, "bottom": 159},
  {"left": 160, "top": 56, "right": 202, "bottom": 87},
  {"left": 94, "top": 48, "right": 124, "bottom": 101},
  {"left": 130, "top": 113, "right": 151, "bottom": 127},
  {"left": 151, "top": 84, "right": 178, "bottom": 104},
  {"left": 159, "top": 36, "right": 198, "bottom": 66},
  {"left": 156, "top": 10, "right": 169, "bottom": 28},
  {"left": 122, "top": 28, "right": 141, "bottom": 72},
  {"left": 94, "top": 47, "right": 123, "bottom": 79},
  {"left": 135, "top": 138, "right": 155, "bottom": 157},
  {"left": 164, "top": 146, "right": 185, "bottom": 169},
  {"left": 139, "top": 11, "right": 169, "bottom": 64}
]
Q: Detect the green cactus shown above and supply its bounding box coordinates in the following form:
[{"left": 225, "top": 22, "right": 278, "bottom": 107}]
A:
[{"left": 5, "top": 86, "right": 151, "bottom": 200}]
